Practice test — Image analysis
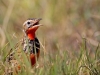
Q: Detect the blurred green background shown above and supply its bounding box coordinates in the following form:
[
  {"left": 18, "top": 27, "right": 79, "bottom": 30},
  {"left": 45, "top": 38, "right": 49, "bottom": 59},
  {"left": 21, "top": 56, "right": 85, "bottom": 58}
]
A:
[{"left": 0, "top": 0, "right": 100, "bottom": 55}]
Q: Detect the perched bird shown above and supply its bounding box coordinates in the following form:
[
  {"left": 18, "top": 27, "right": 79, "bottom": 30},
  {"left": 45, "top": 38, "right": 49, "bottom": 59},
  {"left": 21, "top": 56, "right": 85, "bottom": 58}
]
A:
[
  {"left": 23, "top": 18, "right": 42, "bottom": 66},
  {"left": 6, "top": 18, "right": 42, "bottom": 71}
]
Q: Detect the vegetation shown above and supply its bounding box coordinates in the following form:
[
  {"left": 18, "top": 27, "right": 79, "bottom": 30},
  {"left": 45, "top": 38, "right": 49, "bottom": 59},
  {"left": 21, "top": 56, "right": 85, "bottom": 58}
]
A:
[{"left": 0, "top": 0, "right": 100, "bottom": 75}]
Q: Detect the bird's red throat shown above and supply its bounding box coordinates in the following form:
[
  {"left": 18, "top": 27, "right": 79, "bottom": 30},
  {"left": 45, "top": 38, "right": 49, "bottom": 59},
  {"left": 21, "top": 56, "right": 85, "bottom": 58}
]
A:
[
  {"left": 27, "top": 32, "right": 35, "bottom": 40},
  {"left": 26, "top": 27, "right": 38, "bottom": 40}
]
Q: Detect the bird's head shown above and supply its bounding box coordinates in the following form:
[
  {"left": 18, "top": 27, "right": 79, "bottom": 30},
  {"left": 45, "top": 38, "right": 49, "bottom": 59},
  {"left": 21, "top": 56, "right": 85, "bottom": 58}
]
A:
[
  {"left": 23, "top": 18, "right": 42, "bottom": 32},
  {"left": 23, "top": 18, "right": 42, "bottom": 40}
]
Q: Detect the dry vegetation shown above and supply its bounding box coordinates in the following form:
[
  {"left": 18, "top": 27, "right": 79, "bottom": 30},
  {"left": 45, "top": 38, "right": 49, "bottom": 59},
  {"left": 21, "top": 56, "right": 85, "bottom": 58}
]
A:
[{"left": 0, "top": 0, "right": 100, "bottom": 75}]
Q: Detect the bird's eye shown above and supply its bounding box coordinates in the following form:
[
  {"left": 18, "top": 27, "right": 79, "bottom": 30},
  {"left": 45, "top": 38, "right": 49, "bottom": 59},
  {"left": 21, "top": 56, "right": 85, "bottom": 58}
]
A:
[{"left": 27, "top": 22, "right": 30, "bottom": 24}]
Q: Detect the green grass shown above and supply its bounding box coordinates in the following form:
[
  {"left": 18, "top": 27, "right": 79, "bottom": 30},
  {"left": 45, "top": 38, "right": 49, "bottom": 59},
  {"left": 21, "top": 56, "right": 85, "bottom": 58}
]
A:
[{"left": 0, "top": 37, "right": 100, "bottom": 75}]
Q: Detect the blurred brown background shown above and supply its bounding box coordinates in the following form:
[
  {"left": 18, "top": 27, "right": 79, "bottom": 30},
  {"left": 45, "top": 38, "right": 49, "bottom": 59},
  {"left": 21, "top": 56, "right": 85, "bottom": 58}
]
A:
[{"left": 0, "top": 0, "right": 100, "bottom": 53}]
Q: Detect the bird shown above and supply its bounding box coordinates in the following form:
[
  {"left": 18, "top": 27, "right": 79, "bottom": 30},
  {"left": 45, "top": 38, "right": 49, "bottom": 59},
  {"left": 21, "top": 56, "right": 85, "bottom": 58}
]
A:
[
  {"left": 6, "top": 18, "right": 42, "bottom": 72},
  {"left": 23, "top": 18, "right": 42, "bottom": 66}
]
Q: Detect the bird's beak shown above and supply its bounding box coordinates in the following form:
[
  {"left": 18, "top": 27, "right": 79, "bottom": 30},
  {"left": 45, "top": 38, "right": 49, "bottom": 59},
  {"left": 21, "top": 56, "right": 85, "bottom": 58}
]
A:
[
  {"left": 37, "top": 18, "right": 42, "bottom": 21},
  {"left": 31, "top": 24, "right": 42, "bottom": 29},
  {"left": 31, "top": 18, "right": 42, "bottom": 27}
]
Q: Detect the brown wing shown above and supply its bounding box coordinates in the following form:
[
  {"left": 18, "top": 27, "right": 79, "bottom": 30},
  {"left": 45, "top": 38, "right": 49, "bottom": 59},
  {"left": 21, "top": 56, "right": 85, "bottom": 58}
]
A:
[{"left": 5, "top": 39, "right": 24, "bottom": 74}]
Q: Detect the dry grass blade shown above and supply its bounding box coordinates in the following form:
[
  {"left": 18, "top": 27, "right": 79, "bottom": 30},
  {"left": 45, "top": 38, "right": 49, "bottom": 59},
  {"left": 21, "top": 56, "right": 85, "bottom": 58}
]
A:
[{"left": 2, "top": 0, "right": 16, "bottom": 31}]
